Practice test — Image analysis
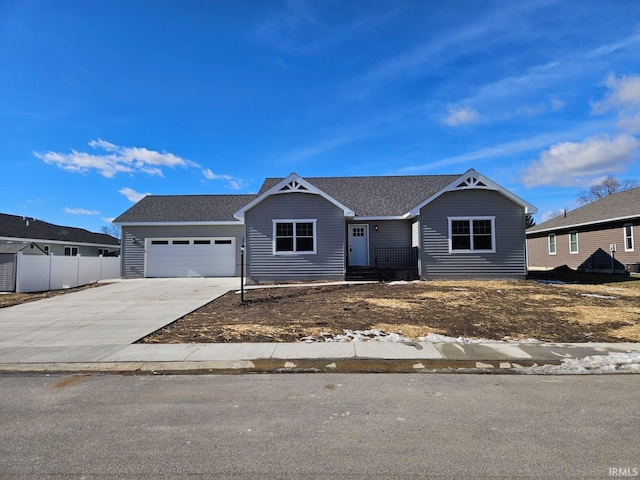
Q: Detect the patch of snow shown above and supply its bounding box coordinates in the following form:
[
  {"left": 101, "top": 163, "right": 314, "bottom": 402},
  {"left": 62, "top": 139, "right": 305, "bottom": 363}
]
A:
[
  {"left": 581, "top": 293, "right": 616, "bottom": 300},
  {"left": 301, "top": 329, "right": 414, "bottom": 343},
  {"left": 519, "top": 352, "right": 640, "bottom": 374},
  {"left": 518, "top": 338, "right": 543, "bottom": 344},
  {"left": 301, "top": 330, "right": 543, "bottom": 344}
]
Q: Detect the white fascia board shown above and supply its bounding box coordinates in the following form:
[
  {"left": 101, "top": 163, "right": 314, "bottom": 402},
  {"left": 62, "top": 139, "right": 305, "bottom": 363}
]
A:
[
  {"left": 114, "top": 221, "right": 243, "bottom": 227},
  {"left": 526, "top": 214, "right": 640, "bottom": 235},
  {"left": 0, "top": 236, "right": 119, "bottom": 248},
  {"left": 234, "top": 173, "right": 355, "bottom": 220},
  {"left": 408, "top": 169, "right": 538, "bottom": 216}
]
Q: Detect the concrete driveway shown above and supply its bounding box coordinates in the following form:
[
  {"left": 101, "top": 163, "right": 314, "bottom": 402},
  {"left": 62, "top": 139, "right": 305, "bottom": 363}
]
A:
[{"left": 0, "top": 278, "right": 239, "bottom": 348}]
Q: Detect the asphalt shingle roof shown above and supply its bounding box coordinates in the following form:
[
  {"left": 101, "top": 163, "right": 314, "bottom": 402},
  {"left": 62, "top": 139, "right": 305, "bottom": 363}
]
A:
[
  {"left": 0, "top": 213, "right": 120, "bottom": 245},
  {"left": 259, "top": 175, "right": 461, "bottom": 217},
  {"left": 0, "top": 243, "right": 45, "bottom": 254},
  {"left": 113, "top": 194, "right": 257, "bottom": 223},
  {"left": 113, "top": 175, "right": 464, "bottom": 223},
  {"left": 527, "top": 187, "right": 640, "bottom": 234}
]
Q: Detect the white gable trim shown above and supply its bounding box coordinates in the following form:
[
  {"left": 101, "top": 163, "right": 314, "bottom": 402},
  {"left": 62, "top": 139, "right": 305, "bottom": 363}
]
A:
[
  {"left": 234, "top": 173, "right": 355, "bottom": 220},
  {"left": 407, "top": 169, "right": 538, "bottom": 216}
]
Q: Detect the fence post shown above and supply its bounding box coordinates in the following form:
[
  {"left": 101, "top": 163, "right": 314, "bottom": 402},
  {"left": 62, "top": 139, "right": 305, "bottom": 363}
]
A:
[
  {"left": 48, "top": 253, "right": 53, "bottom": 291},
  {"left": 15, "top": 252, "right": 22, "bottom": 292}
]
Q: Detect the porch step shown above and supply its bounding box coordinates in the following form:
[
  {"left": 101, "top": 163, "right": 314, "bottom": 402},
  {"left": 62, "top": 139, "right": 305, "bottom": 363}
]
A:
[{"left": 345, "top": 267, "right": 378, "bottom": 281}]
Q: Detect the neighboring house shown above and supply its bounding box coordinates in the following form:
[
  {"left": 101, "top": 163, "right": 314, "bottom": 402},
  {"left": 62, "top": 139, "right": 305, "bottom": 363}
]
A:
[
  {"left": 113, "top": 169, "right": 536, "bottom": 283},
  {"left": 0, "top": 242, "right": 47, "bottom": 291},
  {"left": 526, "top": 187, "right": 640, "bottom": 273},
  {"left": 0, "top": 213, "right": 120, "bottom": 257}
]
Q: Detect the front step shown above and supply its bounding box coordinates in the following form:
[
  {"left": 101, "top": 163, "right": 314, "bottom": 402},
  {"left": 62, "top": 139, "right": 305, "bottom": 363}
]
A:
[{"left": 345, "top": 266, "right": 378, "bottom": 281}]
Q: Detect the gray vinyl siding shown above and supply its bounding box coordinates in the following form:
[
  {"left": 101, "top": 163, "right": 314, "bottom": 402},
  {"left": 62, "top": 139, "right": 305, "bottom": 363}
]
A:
[
  {"left": 420, "top": 190, "right": 527, "bottom": 279},
  {"left": 527, "top": 221, "right": 639, "bottom": 272},
  {"left": 246, "top": 193, "right": 344, "bottom": 283},
  {"left": 121, "top": 224, "right": 245, "bottom": 278},
  {"left": 0, "top": 254, "right": 15, "bottom": 291},
  {"left": 347, "top": 220, "right": 412, "bottom": 266}
]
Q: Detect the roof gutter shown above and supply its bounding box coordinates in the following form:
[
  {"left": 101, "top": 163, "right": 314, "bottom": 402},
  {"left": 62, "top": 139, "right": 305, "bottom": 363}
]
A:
[
  {"left": 0, "top": 236, "right": 119, "bottom": 248},
  {"left": 527, "top": 214, "right": 639, "bottom": 235},
  {"left": 114, "top": 221, "right": 244, "bottom": 227}
]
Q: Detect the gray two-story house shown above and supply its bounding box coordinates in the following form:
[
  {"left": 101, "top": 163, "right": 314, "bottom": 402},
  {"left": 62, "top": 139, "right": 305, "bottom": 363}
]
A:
[{"left": 113, "top": 169, "right": 537, "bottom": 283}]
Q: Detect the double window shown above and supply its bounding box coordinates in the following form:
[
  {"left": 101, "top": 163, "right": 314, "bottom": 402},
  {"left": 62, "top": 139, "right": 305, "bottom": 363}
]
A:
[
  {"left": 274, "top": 220, "right": 316, "bottom": 254},
  {"left": 624, "top": 224, "right": 634, "bottom": 252},
  {"left": 448, "top": 217, "right": 495, "bottom": 253},
  {"left": 64, "top": 246, "right": 79, "bottom": 256}
]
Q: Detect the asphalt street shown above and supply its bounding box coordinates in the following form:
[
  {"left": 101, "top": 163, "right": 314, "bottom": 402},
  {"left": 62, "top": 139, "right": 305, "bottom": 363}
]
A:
[{"left": 1, "top": 374, "right": 639, "bottom": 479}]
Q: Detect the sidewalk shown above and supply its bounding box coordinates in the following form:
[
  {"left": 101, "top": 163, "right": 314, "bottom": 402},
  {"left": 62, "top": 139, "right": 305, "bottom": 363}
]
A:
[{"left": 1, "top": 340, "right": 639, "bottom": 375}]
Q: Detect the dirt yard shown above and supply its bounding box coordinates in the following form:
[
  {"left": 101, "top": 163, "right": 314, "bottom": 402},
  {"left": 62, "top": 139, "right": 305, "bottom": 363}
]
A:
[{"left": 139, "top": 272, "right": 640, "bottom": 344}]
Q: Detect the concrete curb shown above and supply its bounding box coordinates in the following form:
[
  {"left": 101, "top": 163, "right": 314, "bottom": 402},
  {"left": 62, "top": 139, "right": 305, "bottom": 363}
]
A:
[{"left": 0, "top": 358, "right": 559, "bottom": 375}]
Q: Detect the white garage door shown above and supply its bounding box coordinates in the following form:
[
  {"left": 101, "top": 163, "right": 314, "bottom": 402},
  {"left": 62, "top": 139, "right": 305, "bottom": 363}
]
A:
[{"left": 145, "top": 238, "right": 236, "bottom": 277}]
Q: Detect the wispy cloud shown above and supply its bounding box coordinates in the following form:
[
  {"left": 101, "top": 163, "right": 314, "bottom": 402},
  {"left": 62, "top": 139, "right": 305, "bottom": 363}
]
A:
[
  {"left": 520, "top": 72, "right": 640, "bottom": 188},
  {"left": 202, "top": 169, "right": 248, "bottom": 190},
  {"left": 438, "top": 29, "right": 640, "bottom": 126},
  {"left": 540, "top": 209, "right": 566, "bottom": 222},
  {"left": 255, "top": 0, "right": 397, "bottom": 55},
  {"left": 592, "top": 74, "right": 640, "bottom": 133},
  {"left": 276, "top": 105, "right": 422, "bottom": 164},
  {"left": 119, "top": 187, "right": 150, "bottom": 203},
  {"left": 523, "top": 134, "right": 640, "bottom": 188},
  {"left": 64, "top": 207, "right": 100, "bottom": 215},
  {"left": 344, "top": 1, "right": 553, "bottom": 99},
  {"left": 34, "top": 139, "right": 199, "bottom": 178},
  {"left": 442, "top": 106, "right": 480, "bottom": 127},
  {"left": 401, "top": 122, "right": 610, "bottom": 173},
  {"left": 587, "top": 30, "right": 640, "bottom": 58}
]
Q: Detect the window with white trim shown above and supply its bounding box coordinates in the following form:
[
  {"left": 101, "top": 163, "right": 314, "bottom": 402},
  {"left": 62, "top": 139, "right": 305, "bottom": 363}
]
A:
[
  {"left": 548, "top": 234, "right": 556, "bottom": 255},
  {"left": 448, "top": 217, "right": 495, "bottom": 253},
  {"left": 43, "top": 245, "right": 50, "bottom": 254},
  {"left": 64, "top": 246, "right": 79, "bottom": 256},
  {"left": 624, "top": 224, "right": 634, "bottom": 252},
  {"left": 569, "top": 231, "right": 579, "bottom": 254},
  {"left": 273, "top": 220, "right": 317, "bottom": 254}
]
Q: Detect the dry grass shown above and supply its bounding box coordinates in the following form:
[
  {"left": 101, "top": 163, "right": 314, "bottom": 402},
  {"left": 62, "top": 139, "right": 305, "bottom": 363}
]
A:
[{"left": 140, "top": 274, "right": 640, "bottom": 344}]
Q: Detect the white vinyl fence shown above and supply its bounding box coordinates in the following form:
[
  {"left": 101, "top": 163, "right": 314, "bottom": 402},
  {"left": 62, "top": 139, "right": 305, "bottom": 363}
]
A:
[{"left": 15, "top": 253, "right": 121, "bottom": 293}]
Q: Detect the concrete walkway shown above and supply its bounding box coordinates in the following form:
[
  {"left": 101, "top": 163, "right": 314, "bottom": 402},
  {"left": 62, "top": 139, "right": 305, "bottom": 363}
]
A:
[
  {"left": 0, "top": 340, "right": 638, "bottom": 374},
  {"left": 0, "top": 278, "right": 239, "bottom": 347}
]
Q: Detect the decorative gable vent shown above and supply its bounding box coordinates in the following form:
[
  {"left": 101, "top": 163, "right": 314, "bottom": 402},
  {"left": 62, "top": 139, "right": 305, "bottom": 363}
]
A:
[
  {"left": 279, "top": 180, "right": 308, "bottom": 192},
  {"left": 456, "top": 175, "right": 487, "bottom": 189}
]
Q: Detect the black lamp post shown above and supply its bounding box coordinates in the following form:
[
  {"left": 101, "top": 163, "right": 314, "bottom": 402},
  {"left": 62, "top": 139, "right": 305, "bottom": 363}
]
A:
[{"left": 240, "top": 239, "right": 245, "bottom": 304}]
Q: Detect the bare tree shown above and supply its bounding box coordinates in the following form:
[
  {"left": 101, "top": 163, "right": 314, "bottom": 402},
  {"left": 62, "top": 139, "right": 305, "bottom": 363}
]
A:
[
  {"left": 525, "top": 214, "right": 536, "bottom": 229},
  {"left": 101, "top": 224, "right": 120, "bottom": 238},
  {"left": 576, "top": 176, "right": 639, "bottom": 205}
]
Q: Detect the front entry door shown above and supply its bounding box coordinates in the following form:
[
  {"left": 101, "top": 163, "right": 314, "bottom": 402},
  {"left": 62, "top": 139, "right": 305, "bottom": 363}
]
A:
[{"left": 348, "top": 225, "right": 369, "bottom": 266}]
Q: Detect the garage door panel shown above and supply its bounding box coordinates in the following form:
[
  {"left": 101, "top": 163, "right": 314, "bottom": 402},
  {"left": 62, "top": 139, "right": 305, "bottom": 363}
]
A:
[{"left": 146, "top": 238, "right": 236, "bottom": 277}]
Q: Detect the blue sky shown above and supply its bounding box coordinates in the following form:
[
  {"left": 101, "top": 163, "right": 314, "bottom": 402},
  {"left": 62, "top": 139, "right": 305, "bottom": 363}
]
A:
[{"left": 2, "top": 0, "right": 640, "bottom": 234}]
